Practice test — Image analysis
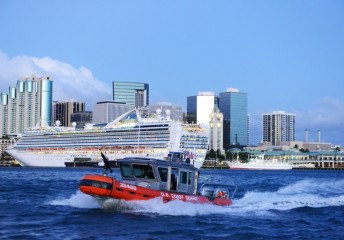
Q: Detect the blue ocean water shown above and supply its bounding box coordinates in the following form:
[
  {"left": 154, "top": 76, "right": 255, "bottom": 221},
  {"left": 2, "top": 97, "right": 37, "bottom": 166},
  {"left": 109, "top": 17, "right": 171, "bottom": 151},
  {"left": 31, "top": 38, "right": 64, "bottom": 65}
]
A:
[{"left": 1, "top": 167, "right": 344, "bottom": 240}]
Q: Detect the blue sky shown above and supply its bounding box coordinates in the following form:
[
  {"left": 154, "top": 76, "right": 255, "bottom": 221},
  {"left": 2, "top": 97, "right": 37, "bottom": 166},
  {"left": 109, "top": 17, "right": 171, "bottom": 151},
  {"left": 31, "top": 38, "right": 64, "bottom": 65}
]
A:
[{"left": 1, "top": 0, "right": 344, "bottom": 146}]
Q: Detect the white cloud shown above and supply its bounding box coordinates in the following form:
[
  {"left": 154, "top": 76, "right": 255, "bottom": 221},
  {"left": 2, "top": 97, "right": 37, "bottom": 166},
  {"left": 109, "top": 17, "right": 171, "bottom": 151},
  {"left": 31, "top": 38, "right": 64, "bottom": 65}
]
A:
[
  {"left": 295, "top": 97, "right": 344, "bottom": 130},
  {"left": 0, "top": 51, "right": 112, "bottom": 109},
  {"left": 294, "top": 97, "right": 344, "bottom": 144}
]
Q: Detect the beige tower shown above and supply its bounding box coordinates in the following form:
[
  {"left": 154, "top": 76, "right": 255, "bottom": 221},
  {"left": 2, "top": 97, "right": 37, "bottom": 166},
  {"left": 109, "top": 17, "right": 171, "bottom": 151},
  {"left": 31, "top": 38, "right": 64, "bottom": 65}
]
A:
[{"left": 209, "top": 108, "right": 224, "bottom": 153}]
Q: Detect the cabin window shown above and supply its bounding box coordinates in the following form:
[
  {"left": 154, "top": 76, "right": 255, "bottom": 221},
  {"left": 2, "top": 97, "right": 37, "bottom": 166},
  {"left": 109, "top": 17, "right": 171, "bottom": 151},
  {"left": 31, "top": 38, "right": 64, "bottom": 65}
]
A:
[
  {"left": 158, "top": 167, "right": 168, "bottom": 182},
  {"left": 188, "top": 171, "right": 192, "bottom": 185},
  {"left": 170, "top": 168, "right": 178, "bottom": 190},
  {"left": 120, "top": 163, "right": 134, "bottom": 178},
  {"left": 179, "top": 171, "right": 188, "bottom": 184},
  {"left": 133, "top": 164, "right": 155, "bottom": 179}
]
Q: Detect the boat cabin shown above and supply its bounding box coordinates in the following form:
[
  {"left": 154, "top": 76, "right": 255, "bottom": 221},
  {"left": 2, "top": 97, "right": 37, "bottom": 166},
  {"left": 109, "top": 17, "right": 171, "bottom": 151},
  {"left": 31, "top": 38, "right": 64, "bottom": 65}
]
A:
[{"left": 118, "top": 157, "right": 199, "bottom": 195}]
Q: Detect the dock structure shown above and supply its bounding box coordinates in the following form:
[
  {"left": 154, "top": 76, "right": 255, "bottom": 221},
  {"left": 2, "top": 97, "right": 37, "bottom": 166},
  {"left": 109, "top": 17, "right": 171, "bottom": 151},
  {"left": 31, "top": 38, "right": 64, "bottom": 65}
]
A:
[
  {"left": 292, "top": 152, "right": 344, "bottom": 169},
  {"left": 203, "top": 150, "right": 344, "bottom": 170},
  {"left": 202, "top": 159, "right": 228, "bottom": 169}
]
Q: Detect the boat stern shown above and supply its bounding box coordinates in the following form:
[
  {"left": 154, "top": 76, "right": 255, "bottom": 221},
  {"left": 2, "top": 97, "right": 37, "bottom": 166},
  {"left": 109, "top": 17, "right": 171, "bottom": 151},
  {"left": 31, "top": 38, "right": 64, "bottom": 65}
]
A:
[{"left": 198, "top": 183, "right": 236, "bottom": 206}]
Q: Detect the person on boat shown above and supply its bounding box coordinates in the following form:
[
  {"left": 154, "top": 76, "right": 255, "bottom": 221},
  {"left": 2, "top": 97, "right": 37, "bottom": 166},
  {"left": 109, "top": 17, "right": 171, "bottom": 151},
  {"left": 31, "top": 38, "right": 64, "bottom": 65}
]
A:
[{"left": 216, "top": 190, "right": 227, "bottom": 199}]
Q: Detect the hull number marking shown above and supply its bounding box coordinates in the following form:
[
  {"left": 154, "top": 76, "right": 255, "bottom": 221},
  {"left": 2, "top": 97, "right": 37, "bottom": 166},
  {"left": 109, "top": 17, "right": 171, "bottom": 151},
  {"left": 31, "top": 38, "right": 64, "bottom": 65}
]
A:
[{"left": 120, "top": 183, "right": 137, "bottom": 191}]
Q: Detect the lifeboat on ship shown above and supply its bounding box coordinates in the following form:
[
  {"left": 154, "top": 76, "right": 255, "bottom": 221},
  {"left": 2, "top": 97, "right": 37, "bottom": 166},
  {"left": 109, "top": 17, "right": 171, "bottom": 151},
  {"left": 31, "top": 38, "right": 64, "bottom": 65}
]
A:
[{"left": 79, "top": 157, "right": 236, "bottom": 207}]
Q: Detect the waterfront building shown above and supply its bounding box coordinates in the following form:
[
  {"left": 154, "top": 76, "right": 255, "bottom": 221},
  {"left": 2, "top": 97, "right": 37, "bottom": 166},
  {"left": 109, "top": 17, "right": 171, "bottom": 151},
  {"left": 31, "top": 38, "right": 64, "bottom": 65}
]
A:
[
  {"left": 187, "top": 92, "right": 217, "bottom": 128},
  {"left": 218, "top": 88, "right": 248, "bottom": 149},
  {"left": 112, "top": 81, "right": 149, "bottom": 109},
  {"left": 147, "top": 102, "right": 183, "bottom": 122},
  {"left": 209, "top": 108, "right": 224, "bottom": 153},
  {"left": 0, "top": 75, "right": 52, "bottom": 137},
  {"left": 71, "top": 111, "right": 93, "bottom": 129},
  {"left": 263, "top": 111, "right": 295, "bottom": 146},
  {"left": 53, "top": 100, "right": 85, "bottom": 127},
  {"left": 92, "top": 101, "right": 130, "bottom": 124},
  {"left": 243, "top": 148, "right": 344, "bottom": 169},
  {"left": 0, "top": 137, "right": 16, "bottom": 166}
]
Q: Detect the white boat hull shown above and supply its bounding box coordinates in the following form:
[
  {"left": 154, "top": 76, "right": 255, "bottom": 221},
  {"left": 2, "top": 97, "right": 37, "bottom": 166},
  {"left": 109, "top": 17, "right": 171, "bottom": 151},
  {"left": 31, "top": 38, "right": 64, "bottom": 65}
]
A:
[{"left": 228, "top": 161, "right": 293, "bottom": 170}]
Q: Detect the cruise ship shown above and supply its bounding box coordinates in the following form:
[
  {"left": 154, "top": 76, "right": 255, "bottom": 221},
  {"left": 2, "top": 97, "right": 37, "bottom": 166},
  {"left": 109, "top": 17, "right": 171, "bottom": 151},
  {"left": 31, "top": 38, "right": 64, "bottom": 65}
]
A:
[{"left": 6, "top": 109, "right": 209, "bottom": 169}]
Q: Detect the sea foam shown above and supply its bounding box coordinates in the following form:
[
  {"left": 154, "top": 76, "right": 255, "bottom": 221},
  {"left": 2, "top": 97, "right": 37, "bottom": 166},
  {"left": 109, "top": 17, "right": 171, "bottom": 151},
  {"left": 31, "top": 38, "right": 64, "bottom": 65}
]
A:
[
  {"left": 49, "top": 191, "right": 100, "bottom": 209},
  {"left": 49, "top": 178, "right": 344, "bottom": 216}
]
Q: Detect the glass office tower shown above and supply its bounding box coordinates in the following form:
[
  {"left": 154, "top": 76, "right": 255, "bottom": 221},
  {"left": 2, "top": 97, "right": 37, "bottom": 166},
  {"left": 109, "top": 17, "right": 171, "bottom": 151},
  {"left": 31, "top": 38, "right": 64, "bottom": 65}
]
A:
[
  {"left": 112, "top": 81, "right": 149, "bottom": 109},
  {"left": 186, "top": 96, "right": 197, "bottom": 124},
  {"left": 41, "top": 78, "right": 53, "bottom": 127},
  {"left": 219, "top": 88, "right": 248, "bottom": 149}
]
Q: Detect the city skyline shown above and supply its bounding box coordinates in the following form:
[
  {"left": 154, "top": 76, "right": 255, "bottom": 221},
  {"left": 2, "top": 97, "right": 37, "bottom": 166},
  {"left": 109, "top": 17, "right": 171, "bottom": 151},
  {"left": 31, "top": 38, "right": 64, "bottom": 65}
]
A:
[{"left": 0, "top": 1, "right": 343, "bottom": 146}]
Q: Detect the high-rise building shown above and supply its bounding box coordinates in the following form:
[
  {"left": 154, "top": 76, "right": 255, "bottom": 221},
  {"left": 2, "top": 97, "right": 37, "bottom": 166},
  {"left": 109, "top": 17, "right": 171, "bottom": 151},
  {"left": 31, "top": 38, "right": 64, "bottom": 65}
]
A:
[
  {"left": 247, "top": 114, "right": 250, "bottom": 146},
  {"left": 186, "top": 92, "right": 217, "bottom": 128},
  {"left": 0, "top": 75, "right": 53, "bottom": 137},
  {"left": 53, "top": 100, "right": 85, "bottom": 127},
  {"left": 71, "top": 111, "right": 93, "bottom": 129},
  {"left": 219, "top": 88, "right": 248, "bottom": 149},
  {"left": 92, "top": 101, "right": 130, "bottom": 124},
  {"left": 263, "top": 111, "right": 295, "bottom": 146},
  {"left": 112, "top": 81, "right": 149, "bottom": 109},
  {"left": 209, "top": 108, "right": 224, "bottom": 153},
  {"left": 147, "top": 102, "right": 183, "bottom": 122}
]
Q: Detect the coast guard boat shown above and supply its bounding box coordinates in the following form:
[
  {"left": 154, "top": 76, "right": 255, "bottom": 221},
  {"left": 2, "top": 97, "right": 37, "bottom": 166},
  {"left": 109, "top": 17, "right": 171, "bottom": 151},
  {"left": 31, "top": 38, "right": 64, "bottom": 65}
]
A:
[{"left": 79, "top": 154, "right": 236, "bottom": 207}]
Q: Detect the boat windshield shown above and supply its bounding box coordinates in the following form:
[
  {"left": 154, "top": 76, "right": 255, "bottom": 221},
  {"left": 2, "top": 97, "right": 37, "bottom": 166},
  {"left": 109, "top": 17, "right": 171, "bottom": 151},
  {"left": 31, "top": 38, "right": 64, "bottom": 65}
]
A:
[
  {"left": 132, "top": 164, "right": 155, "bottom": 179},
  {"left": 120, "top": 163, "right": 156, "bottom": 179},
  {"left": 120, "top": 163, "right": 134, "bottom": 178}
]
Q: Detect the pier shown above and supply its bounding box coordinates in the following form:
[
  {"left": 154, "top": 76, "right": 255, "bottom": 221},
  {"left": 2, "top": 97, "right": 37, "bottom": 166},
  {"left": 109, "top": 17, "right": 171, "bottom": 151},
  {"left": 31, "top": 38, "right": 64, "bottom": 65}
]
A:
[{"left": 202, "top": 151, "right": 344, "bottom": 170}]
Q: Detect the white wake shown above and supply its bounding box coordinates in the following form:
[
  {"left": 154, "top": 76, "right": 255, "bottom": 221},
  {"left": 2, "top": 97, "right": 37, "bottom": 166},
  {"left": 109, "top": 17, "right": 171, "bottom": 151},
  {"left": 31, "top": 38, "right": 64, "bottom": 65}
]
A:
[
  {"left": 49, "top": 179, "right": 344, "bottom": 216},
  {"left": 49, "top": 191, "right": 100, "bottom": 209}
]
